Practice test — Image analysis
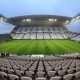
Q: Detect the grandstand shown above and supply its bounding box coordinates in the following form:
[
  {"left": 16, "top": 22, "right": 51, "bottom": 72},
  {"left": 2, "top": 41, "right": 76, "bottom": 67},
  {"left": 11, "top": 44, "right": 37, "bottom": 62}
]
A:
[
  {"left": 0, "top": 54, "right": 80, "bottom": 80},
  {"left": 0, "top": 14, "right": 80, "bottom": 55},
  {"left": 8, "top": 15, "right": 80, "bottom": 40},
  {"left": 0, "top": 14, "right": 80, "bottom": 41},
  {"left": 71, "top": 34, "right": 80, "bottom": 41},
  {"left": 9, "top": 15, "right": 72, "bottom": 40}
]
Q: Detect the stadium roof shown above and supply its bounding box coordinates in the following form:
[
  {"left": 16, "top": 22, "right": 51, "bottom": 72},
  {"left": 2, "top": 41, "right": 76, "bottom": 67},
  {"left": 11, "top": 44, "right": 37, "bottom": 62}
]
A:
[
  {"left": 73, "top": 13, "right": 80, "bottom": 18},
  {"left": 8, "top": 15, "right": 72, "bottom": 19},
  {"left": 0, "top": 14, "right": 6, "bottom": 19},
  {"left": 7, "top": 15, "right": 72, "bottom": 26}
]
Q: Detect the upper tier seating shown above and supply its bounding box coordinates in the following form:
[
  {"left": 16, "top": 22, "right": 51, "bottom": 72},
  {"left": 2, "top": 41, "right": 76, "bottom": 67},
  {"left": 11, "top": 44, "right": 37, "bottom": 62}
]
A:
[
  {"left": 11, "top": 26, "right": 80, "bottom": 40},
  {"left": 12, "top": 26, "right": 65, "bottom": 33},
  {"left": 11, "top": 26, "right": 69, "bottom": 40}
]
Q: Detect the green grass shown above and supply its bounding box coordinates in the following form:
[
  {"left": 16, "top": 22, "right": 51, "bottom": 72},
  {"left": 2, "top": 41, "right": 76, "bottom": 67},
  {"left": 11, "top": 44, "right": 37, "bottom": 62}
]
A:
[{"left": 0, "top": 40, "right": 80, "bottom": 55}]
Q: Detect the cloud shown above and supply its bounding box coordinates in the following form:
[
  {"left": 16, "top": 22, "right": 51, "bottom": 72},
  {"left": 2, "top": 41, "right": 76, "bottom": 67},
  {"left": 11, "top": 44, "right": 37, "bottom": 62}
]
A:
[
  {"left": 0, "top": 0, "right": 80, "bottom": 33},
  {"left": 66, "top": 20, "right": 80, "bottom": 33},
  {"left": 0, "top": 21, "right": 14, "bottom": 34}
]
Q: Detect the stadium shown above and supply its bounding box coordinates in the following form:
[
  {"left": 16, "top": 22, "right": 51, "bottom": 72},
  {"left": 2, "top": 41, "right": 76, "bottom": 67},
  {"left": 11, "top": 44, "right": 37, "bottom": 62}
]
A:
[
  {"left": 0, "top": 14, "right": 80, "bottom": 55},
  {"left": 0, "top": 13, "right": 80, "bottom": 80},
  {"left": 0, "top": 0, "right": 80, "bottom": 80}
]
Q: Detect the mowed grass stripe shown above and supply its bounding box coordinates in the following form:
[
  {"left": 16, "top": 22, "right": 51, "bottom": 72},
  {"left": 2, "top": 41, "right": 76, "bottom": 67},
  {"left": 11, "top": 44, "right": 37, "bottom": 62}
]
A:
[
  {"left": 51, "top": 40, "right": 66, "bottom": 54},
  {"left": 29, "top": 40, "right": 45, "bottom": 54},
  {"left": 13, "top": 40, "right": 32, "bottom": 54},
  {"left": 0, "top": 40, "right": 31, "bottom": 54},
  {"left": 0, "top": 40, "right": 80, "bottom": 55},
  {"left": 61, "top": 40, "right": 75, "bottom": 52},
  {"left": 53, "top": 40, "right": 73, "bottom": 53},
  {"left": 61, "top": 40, "right": 80, "bottom": 53},
  {"left": 43, "top": 40, "right": 60, "bottom": 54}
]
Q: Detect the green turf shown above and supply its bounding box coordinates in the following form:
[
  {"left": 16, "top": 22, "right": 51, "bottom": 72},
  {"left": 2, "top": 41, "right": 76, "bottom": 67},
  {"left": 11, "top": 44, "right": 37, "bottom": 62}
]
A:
[{"left": 0, "top": 40, "right": 80, "bottom": 55}]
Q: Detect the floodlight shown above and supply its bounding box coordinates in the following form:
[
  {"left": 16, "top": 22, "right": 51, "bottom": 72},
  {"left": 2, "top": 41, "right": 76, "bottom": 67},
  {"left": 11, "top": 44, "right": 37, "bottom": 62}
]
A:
[
  {"left": 48, "top": 19, "right": 57, "bottom": 22},
  {"left": 54, "top": 19, "right": 57, "bottom": 21},
  {"left": 26, "top": 19, "right": 31, "bottom": 22},
  {"left": 76, "top": 16, "right": 80, "bottom": 19},
  {"left": 48, "top": 19, "right": 54, "bottom": 21}
]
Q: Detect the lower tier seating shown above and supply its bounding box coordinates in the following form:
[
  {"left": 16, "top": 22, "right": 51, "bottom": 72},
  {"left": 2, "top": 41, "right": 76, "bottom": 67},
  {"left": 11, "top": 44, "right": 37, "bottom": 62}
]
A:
[{"left": 0, "top": 54, "right": 80, "bottom": 80}]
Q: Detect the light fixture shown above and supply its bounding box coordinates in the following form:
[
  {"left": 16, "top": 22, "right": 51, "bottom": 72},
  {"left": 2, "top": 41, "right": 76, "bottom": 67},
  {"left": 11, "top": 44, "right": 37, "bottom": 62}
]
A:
[
  {"left": 66, "top": 20, "right": 69, "bottom": 23},
  {"left": 26, "top": 19, "right": 31, "bottom": 22},
  {"left": 76, "top": 16, "right": 80, "bottom": 19},
  {"left": 48, "top": 19, "right": 54, "bottom": 21},
  {"left": 0, "top": 17, "right": 4, "bottom": 21},
  {"left": 22, "top": 19, "right": 31, "bottom": 22},
  {"left": 48, "top": 19, "right": 57, "bottom": 22},
  {"left": 54, "top": 19, "right": 57, "bottom": 21}
]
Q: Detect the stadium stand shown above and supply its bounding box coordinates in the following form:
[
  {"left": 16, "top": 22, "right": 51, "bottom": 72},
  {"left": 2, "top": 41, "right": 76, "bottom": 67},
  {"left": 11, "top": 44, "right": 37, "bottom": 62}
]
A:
[
  {"left": 8, "top": 15, "right": 72, "bottom": 40},
  {"left": 11, "top": 26, "right": 66, "bottom": 40},
  {"left": 11, "top": 31, "right": 80, "bottom": 40},
  {"left": 10, "top": 23, "right": 80, "bottom": 40},
  {"left": 71, "top": 34, "right": 80, "bottom": 42},
  {"left": 1, "top": 14, "right": 80, "bottom": 40},
  {"left": 0, "top": 54, "right": 80, "bottom": 80},
  {"left": 0, "top": 34, "right": 12, "bottom": 42},
  {"left": 11, "top": 26, "right": 71, "bottom": 40}
]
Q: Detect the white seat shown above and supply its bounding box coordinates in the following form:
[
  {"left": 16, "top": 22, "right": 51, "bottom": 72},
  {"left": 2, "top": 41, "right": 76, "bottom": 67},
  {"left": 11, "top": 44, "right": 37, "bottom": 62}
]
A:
[
  {"left": 0, "top": 72, "right": 7, "bottom": 80},
  {"left": 35, "top": 77, "right": 46, "bottom": 80},
  {"left": 50, "top": 76, "right": 61, "bottom": 80},
  {"left": 48, "top": 71, "right": 56, "bottom": 77},
  {"left": 21, "top": 77, "right": 32, "bottom": 80},
  {"left": 63, "top": 74, "right": 74, "bottom": 80},
  {"left": 37, "top": 72, "right": 45, "bottom": 77},
  {"left": 75, "top": 71, "right": 80, "bottom": 79},
  {"left": 8, "top": 74, "right": 19, "bottom": 80}
]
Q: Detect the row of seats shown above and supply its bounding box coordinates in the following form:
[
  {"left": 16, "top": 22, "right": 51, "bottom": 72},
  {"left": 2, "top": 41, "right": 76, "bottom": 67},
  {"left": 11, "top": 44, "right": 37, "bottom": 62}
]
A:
[
  {"left": 11, "top": 32, "right": 79, "bottom": 40},
  {"left": 11, "top": 26, "right": 80, "bottom": 40},
  {"left": 0, "top": 55, "right": 80, "bottom": 80},
  {"left": 11, "top": 33, "right": 65, "bottom": 39},
  {"left": 11, "top": 26, "right": 65, "bottom": 33},
  {"left": 71, "top": 35, "right": 80, "bottom": 42}
]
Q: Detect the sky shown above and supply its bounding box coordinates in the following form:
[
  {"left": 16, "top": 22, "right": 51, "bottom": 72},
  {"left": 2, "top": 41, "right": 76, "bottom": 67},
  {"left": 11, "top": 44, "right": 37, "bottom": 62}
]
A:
[
  {"left": 66, "top": 20, "right": 80, "bottom": 33},
  {"left": 0, "top": 0, "right": 80, "bottom": 33}
]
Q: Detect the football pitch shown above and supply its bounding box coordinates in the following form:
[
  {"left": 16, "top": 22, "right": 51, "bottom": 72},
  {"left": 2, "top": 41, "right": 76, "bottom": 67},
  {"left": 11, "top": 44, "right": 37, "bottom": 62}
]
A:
[{"left": 0, "top": 40, "right": 80, "bottom": 55}]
